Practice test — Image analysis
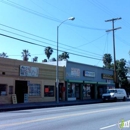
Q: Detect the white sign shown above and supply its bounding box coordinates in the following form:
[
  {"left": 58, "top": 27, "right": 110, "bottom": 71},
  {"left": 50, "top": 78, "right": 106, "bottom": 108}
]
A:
[
  {"left": 71, "top": 68, "right": 80, "bottom": 77},
  {"left": 20, "top": 65, "right": 39, "bottom": 77},
  {"left": 84, "top": 71, "right": 95, "bottom": 77}
]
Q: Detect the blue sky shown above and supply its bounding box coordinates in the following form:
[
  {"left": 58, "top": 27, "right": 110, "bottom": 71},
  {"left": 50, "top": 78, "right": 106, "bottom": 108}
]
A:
[{"left": 0, "top": 0, "right": 130, "bottom": 67}]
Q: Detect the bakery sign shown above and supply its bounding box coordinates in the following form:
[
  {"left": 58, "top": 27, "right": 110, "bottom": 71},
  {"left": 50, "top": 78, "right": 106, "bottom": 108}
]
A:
[
  {"left": 83, "top": 71, "right": 95, "bottom": 77},
  {"left": 102, "top": 73, "right": 113, "bottom": 80},
  {"left": 20, "top": 65, "right": 39, "bottom": 77}
]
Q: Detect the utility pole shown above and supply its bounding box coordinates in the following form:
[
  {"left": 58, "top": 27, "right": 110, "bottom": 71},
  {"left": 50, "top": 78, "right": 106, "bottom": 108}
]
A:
[{"left": 105, "top": 17, "right": 122, "bottom": 88}]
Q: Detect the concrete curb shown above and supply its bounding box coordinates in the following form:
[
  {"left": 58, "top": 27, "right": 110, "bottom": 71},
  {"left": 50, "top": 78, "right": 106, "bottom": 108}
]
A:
[
  {"left": 1, "top": 98, "right": 129, "bottom": 112},
  {"left": 0, "top": 100, "right": 102, "bottom": 112}
]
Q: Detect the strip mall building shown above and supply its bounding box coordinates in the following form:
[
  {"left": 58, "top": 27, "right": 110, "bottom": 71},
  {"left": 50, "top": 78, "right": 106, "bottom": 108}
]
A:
[{"left": 0, "top": 58, "right": 115, "bottom": 104}]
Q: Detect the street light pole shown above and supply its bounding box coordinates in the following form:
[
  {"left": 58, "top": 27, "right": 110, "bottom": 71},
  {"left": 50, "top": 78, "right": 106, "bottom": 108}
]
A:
[{"left": 56, "top": 17, "right": 75, "bottom": 103}]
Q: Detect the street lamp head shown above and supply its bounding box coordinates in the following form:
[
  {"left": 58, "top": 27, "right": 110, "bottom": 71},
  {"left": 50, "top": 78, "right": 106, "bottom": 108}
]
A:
[{"left": 68, "top": 17, "right": 75, "bottom": 21}]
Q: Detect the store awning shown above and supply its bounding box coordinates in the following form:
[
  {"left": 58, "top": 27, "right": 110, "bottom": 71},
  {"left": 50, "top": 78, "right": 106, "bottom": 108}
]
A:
[
  {"left": 66, "top": 80, "right": 83, "bottom": 83},
  {"left": 84, "top": 81, "right": 97, "bottom": 84}
]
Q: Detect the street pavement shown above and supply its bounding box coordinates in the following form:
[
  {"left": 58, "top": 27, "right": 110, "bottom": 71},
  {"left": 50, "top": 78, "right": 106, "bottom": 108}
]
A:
[{"left": 0, "top": 101, "right": 130, "bottom": 130}]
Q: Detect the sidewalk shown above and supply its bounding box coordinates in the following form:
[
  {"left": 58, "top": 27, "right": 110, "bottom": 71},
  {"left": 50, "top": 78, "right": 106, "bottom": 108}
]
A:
[
  {"left": 0, "top": 99, "right": 103, "bottom": 112},
  {"left": 1, "top": 98, "right": 130, "bottom": 112}
]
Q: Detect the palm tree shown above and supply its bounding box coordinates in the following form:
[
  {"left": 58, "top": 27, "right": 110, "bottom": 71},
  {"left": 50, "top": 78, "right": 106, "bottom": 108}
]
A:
[
  {"left": 0, "top": 52, "right": 8, "bottom": 58},
  {"left": 61, "top": 52, "right": 69, "bottom": 60},
  {"left": 21, "top": 49, "right": 31, "bottom": 61},
  {"left": 58, "top": 54, "right": 63, "bottom": 61},
  {"left": 103, "top": 53, "right": 112, "bottom": 68},
  {"left": 33, "top": 56, "right": 38, "bottom": 62},
  {"left": 44, "top": 46, "right": 53, "bottom": 60},
  {"left": 51, "top": 58, "right": 56, "bottom": 61},
  {"left": 42, "top": 59, "right": 47, "bottom": 62}
]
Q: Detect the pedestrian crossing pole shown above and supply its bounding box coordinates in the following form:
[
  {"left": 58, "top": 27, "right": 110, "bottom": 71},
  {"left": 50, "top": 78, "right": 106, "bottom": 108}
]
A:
[{"left": 105, "top": 17, "right": 121, "bottom": 88}]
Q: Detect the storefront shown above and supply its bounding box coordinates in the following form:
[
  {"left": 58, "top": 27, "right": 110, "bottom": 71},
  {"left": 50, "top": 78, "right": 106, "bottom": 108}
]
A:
[
  {"left": 65, "top": 61, "right": 115, "bottom": 101},
  {"left": 0, "top": 58, "right": 65, "bottom": 104},
  {"left": 66, "top": 80, "right": 83, "bottom": 101},
  {"left": 38, "top": 60, "right": 115, "bottom": 101}
]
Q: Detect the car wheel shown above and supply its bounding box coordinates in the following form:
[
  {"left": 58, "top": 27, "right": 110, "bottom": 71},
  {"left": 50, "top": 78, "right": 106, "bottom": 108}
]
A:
[{"left": 123, "top": 97, "right": 126, "bottom": 101}]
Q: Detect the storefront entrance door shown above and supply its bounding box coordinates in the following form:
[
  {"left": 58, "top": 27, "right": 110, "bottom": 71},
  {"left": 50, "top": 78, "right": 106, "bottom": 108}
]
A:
[{"left": 15, "top": 80, "right": 28, "bottom": 103}]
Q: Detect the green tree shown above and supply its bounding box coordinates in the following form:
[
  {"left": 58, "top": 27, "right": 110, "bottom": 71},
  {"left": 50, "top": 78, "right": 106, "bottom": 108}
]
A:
[
  {"left": 51, "top": 58, "right": 56, "bottom": 61},
  {"left": 116, "top": 59, "right": 128, "bottom": 87},
  {"left": 103, "top": 53, "right": 112, "bottom": 69},
  {"left": 58, "top": 54, "right": 62, "bottom": 61},
  {"left": 44, "top": 46, "right": 53, "bottom": 60},
  {"left": 21, "top": 49, "right": 31, "bottom": 61},
  {"left": 60, "top": 52, "right": 69, "bottom": 60},
  {"left": 42, "top": 59, "right": 47, "bottom": 62},
  {"left": 33, "top": 56, "right": 38, "bottom": 62},
  {"left": 0, "top": 52, "right": 8, "bottom": 58}
]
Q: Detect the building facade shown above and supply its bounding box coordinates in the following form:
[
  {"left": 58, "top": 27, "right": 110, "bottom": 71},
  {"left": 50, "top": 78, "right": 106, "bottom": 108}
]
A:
[
  {"left": 42, "top": 60, "right": 115, "bottom": 101},
  {"left": 0, "top": 58, "right": 65, "bottom": 104},
  {"left": 65, "top": 61, "right": 115, "bottom": 101}
]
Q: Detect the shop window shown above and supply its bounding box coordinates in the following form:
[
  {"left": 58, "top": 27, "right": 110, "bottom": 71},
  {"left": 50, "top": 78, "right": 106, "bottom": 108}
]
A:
[
  {"left": 44, "top": 86, "right": 54, "bottom": 97},
  {"left": 0, "top": 84, "right": 7, "bottom": 96},
  {"left": 9, "top": 86, "right": 13, "bottom": 94},
  {"left": 29, "top": 84, "right": 40, "bottom": 96},
  {"left": 83, "top": 84, "right": 91, "bottom": 99},
  {"left": 68, "top": 83, "right": 76, "bottom": 98}
]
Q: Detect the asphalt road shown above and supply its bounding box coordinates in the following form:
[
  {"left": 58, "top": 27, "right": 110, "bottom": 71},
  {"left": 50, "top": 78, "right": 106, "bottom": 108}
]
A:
[{"left": 0, "top": 101, "right": 130, "bottom": 130}]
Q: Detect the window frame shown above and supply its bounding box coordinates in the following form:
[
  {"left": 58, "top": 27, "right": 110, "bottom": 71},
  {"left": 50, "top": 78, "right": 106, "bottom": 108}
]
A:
[
  {"left": 44, "top": 85, "right": 54, "bottom": 97},
  {"left": 29, "top": 83, "right": 41, "bottom": 96},
  {"left": 0, "top": 84, "right": 7, "bottom": 96}
]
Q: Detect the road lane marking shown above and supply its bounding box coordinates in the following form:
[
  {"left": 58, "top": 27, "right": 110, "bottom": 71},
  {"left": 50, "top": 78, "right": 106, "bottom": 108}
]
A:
[
  {"left": 0, "top": 106, "right": 130, "bottom": 128},
  {"left": 100, "top": 124, "right": 117, "bottom": 129},
  {"left": 100, "top": 120, "right": 130, "bottom": 129}
]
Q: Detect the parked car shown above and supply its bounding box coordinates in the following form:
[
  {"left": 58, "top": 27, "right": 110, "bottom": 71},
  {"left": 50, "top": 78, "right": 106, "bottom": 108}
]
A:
[{"left": 102, "top": 88, "right": 127, "bottom": 101}]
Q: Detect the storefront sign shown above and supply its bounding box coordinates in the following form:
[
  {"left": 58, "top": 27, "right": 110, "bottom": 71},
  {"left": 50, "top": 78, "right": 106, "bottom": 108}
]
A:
[
  {"left": 102, "top": 74, "right": 113, "bottom": 79},
  {"left": 20, "top": 65, "right": 39, "bottom": 77},
  {"left": 71, "top": 68, "right": 80, "bottom": 77},
  {"left": 83, "top": 71, "right": 95, "bottom": 77}
]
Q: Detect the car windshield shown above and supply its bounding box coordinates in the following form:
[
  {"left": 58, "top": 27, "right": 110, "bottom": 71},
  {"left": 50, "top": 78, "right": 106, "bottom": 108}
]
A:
[{"left": 107, "top": 90, "right": 117, "bottom": 93}]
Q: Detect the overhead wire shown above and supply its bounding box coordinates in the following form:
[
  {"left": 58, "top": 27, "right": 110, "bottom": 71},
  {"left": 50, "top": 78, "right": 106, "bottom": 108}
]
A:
[
  {"left": 0, "top": 33, "right": 102, "bottom": 60},
  {"left": 0, "top": 0, "right": 106, "bottom": 31},
  {"left": 0, "top": 0, "right": 112, "bottom": 60},
  {"left": 95, "top": 33, "right": 109, "bottom": 66},
  {"left": 1, "top": 0, "right": 60, "bottom": 22},
  {"left": 0, "top": 28, "right": 102, "bottom": 58},
  {"left": 41, "top": 0, "right": 106, "bottom": 31},
  {"left": 36, "top": 0, "right": 130, "bottom": 51},
  {"left": 116, "top": 34, "right": 130, "bottom": 47},
  {"left": 76, "top": 34, "right": 106, "bottom": 48},
  {"left": 0, "top": 23, "right": 103, "bottom": 57},
  {"left": 95, "top": 0, "right": 130, "bottom": 28},
  {"left": 88, "top": 0, "right": 130, "bottom": 29},
  {"left": 1, "top": 0, "right": 108, "bottom": 52}
]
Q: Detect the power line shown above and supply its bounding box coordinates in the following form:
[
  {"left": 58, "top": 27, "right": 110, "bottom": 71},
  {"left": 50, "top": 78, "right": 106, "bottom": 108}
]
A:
[
  {"left": 0, "top": 33, "right": 102, "bottom": 60},
  {"left": 0, "top": 28, "right": 103, "bottom": 58},
  {"left": 1, "top": 0, "right": 60, "bottom": 22},
  {"left": 0, "top": 23, "right": 103, "bottom": 57},
  {"left": 42, "top": 0, "right": 106, "bottom": 31},
  {"left": 88, "top": 0, "right": 130, "bottom": 29},
  {"left": 116, "top": 34, "right": 130, "bottom": 47},
  {"left": 0, "top": 0, "right": 106, "bottom": 31},
  {"left": 76, "top": 34, "right": 106, "bottom": 47},
  {"left": 30, "top": 0, "right": 58, "bottom": 20}
]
